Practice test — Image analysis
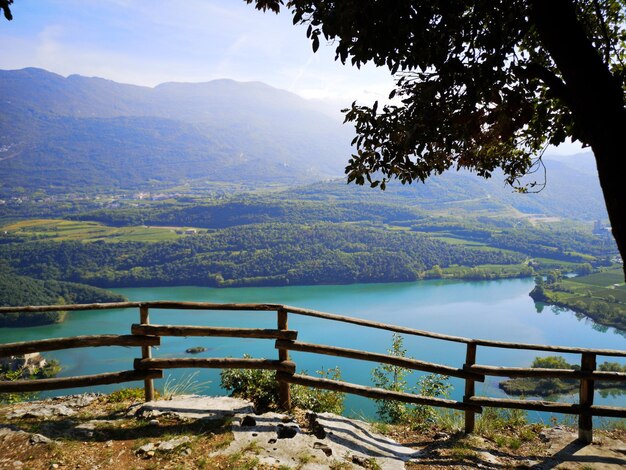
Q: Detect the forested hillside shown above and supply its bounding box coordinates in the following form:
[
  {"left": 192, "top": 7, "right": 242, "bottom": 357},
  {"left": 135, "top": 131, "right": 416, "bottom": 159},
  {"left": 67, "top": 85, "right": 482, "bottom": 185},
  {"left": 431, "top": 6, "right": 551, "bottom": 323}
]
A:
[
  {"left": 0, "top": 68, "right": 349, "bottom": 195},
  {"left": 0, "top": 223, "right": 526, "bottom": 288},
  {"left": 0, "top": 268, "right": 126, "bottom": 327}
]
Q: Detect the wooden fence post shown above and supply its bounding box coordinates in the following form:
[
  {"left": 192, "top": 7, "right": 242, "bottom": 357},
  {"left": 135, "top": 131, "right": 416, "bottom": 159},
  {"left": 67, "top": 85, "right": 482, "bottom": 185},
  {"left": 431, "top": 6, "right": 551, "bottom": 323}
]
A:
[
  {"left": 578, "top": 352, "right": 596, "bottom": 443},
  {"left": 277, "top": 308, "right": 292, "bottom": 410},
  {"left": 140, "top": 305, "right": 155, "bottom": 402},
  {"left": 463, "top": 342, "right": 477, "bottom": 434}
]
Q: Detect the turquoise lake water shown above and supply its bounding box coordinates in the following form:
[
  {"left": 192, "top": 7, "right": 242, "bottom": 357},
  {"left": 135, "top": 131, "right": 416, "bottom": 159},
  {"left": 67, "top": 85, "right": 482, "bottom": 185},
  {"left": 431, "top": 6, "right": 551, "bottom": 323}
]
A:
[{"left": 1, "top": 278, "right": 624, "bottom": 422}]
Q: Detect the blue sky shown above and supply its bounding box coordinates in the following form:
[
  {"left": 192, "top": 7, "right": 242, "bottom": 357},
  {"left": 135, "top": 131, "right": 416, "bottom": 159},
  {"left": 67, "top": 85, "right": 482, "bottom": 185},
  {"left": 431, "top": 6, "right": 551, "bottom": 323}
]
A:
[
  {"left": 0, "top": 0, "right": 393, "bottom": 104},
  {"left": 0, "top": 0, "right": 584, "bottom": 154}
]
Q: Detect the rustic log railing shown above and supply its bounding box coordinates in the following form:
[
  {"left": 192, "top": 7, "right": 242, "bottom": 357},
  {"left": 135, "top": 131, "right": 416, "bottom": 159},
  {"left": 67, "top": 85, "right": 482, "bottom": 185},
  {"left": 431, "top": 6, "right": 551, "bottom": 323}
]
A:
[{"left": 1, "top": 301, "right": 625, "bottom": 444}]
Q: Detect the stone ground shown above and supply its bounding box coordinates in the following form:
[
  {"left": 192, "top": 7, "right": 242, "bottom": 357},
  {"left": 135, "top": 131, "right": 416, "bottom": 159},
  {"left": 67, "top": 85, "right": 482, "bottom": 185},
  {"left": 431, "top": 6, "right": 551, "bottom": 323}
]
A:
[{"left": 0, "top": 394, "right": 624, "bottom": 469}]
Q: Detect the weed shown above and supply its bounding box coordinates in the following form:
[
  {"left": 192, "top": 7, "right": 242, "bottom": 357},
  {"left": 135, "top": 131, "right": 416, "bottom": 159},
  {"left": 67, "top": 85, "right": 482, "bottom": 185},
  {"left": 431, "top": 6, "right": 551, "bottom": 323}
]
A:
[
  {"left": 241, "top": 440, "right": 262, "bottom": 455},
  {"left": 328, "top": 460, "right": 352, "bottom": 470},
  {"left": 226, "top": 451, "right": 260, "bottom": 470},
  {"left": 599, "top": 417, "right": 626, "bottom": 431},
  {"left": 476, "top": 407, "right": 527, "bottom": 436},
  {"left": 371, "top": 421, "right": 391, "bottom": 435},
  {"left": 297, "top": 452, "right": 314, "bottom": 465},
  {"left": 449, "top": 439, "right": 479, "bottom": 461},
  {"left": 107, "top": 387, "right": 145, "bottom": 403},
  {"left": 161, "top": 371, "right": 210, "bottom": 399},
  {"left": 364, "top": 457, "right": 382, "bottom": 469},
  {"left": 434, "top": 409, "right": 463, "bottom": 432}
]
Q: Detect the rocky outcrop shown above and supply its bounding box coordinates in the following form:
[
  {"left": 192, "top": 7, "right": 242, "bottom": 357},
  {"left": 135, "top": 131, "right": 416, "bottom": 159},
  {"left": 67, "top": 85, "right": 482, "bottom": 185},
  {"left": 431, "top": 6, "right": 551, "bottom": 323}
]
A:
[{"left": 0, "top": 353, "right": 47, "bottom": 374}]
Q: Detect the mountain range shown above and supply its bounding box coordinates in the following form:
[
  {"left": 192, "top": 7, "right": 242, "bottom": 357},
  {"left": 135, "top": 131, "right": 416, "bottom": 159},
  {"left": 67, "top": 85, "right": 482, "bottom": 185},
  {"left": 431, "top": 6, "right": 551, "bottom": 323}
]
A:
[
  {"left": 0, "top": 68, "right": 608, "bottom": 221},
  {"left": 0, "top": 67, "right": 350, "bottom": 195}
]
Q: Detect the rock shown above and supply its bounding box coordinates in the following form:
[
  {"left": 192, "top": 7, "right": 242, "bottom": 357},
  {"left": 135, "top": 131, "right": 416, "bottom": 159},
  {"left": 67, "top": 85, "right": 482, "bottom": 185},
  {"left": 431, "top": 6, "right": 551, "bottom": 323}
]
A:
[
  {"left": 135, "top": 436, "right": 191, "bottom": 456},
  {"left": 433, "top": 431, "right": 449, "bottom": 440},
  {"left": 73, "top": 422, "right": 97, "bottom": 438},
  {"left": 135, "top": 443, "right": 155, "bottom": 457},
  {"left": 62, "top": 394, "right": 100, "bottom": 408},
  {"left": 29, "top": 434, "right": 52, "bottom": 445},
  {"left": 156, "top": 436, "right": 191, "bottom": 452},
  {"left": 477, "top": 450, "right": 501, "bottom": 465},
  {"left": 8, "top": 404, "right": 76, "bottom": 419},
  {"left": 148, "top": 419, "right": 159, "bottom": 426},
  {"left": 185, "top": 347, "right": 207, "bottom": 354},
  {"left": 128, "top": 396, "right": 254, "bottom": 420}
]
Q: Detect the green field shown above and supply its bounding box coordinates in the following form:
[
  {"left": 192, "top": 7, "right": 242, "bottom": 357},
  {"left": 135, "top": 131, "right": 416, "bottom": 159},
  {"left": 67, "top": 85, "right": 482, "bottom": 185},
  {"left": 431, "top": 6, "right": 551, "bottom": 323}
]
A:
[
  {"left": 565, "top": 269, "right": 626, "bottom": 288},
  {"left": 430, "top": 235, "right": 488, "bottom": 246},
  {"left": 1, "top": 219, "right": 203, "bottom": 243}
]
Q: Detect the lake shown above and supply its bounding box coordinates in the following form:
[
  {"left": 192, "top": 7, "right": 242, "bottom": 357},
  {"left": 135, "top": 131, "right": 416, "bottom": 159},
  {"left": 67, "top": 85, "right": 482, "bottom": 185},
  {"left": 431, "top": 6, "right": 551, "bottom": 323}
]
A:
[{"left": 1, "top": 278, "right": 625, "bottom": 422}]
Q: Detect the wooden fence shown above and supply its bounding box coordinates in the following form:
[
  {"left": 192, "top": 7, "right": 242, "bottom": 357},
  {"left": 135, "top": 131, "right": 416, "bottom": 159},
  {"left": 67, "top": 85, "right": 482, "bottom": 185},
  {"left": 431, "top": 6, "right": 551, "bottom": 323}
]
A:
[{"left": 1, "top": 301, "right": 625, "bottom": 443}]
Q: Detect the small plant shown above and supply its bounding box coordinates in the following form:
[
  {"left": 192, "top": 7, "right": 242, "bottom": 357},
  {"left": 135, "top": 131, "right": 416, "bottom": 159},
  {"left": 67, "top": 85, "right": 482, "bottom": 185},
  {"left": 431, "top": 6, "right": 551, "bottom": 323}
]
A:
[
  {"left": 371, "top": 333, "right": 451, "bottom": 429},
  {"left": 161, "top": 371, "right": 210, "bottom": 399},
  {"left": 297, "top": 452, "right": 315, "bottom": 467},
  {"left": 293, "top": 366, "right": 344, "bottom": 414},
  {"left": 364, "top": 457, "right": 382, "bottom": 470}
]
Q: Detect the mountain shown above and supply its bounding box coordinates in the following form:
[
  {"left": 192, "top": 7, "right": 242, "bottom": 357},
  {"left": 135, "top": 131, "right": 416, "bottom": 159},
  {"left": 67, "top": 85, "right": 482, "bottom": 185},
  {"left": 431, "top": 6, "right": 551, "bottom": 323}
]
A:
[
  {"left": 0, "top": 68, "right": 608, "bottom": 221},
  {"left": 0, "top": 68, "right": 351, "bottom": 195},
  {"left": 276, "top": 151, "right": 607, "bottom": 221}
]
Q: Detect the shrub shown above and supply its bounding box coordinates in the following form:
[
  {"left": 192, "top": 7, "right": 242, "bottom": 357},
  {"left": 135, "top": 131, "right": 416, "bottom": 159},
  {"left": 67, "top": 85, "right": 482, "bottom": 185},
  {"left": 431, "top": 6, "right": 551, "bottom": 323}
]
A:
[{"left": 220, "top": 355, "right": 345, "bottom": 413}]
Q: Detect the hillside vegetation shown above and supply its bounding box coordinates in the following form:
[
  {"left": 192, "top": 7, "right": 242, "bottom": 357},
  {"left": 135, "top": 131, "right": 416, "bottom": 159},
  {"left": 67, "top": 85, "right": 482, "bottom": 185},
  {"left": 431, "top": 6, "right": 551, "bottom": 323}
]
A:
[{"left": 0, "top": 269, "right": 127, "bottom": 327}]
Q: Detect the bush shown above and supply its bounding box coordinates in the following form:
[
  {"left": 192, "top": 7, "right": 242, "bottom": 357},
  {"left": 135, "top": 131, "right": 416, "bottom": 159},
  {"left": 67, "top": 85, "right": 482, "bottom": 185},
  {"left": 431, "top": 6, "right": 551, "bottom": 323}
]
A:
[{"left": 220, "top": 355, "right": 345, "bottom": 414}]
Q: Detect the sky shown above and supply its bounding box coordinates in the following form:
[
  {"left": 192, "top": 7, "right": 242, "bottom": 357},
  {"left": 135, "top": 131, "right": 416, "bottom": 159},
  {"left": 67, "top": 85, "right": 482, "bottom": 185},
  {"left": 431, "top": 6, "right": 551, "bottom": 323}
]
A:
[
  {"left": 0, "top": 0, "right": 585, "bottom": 155},
  {"left": 0, "top": 0, "right": 394, "bottom": 104}
]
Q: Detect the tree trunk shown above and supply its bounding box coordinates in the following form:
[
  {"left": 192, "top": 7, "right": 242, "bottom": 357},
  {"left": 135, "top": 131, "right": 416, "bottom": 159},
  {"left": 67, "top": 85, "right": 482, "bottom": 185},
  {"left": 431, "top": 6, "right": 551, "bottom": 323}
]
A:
[{"left": 530, "top": 0, "right": 626, "bottom": 279}]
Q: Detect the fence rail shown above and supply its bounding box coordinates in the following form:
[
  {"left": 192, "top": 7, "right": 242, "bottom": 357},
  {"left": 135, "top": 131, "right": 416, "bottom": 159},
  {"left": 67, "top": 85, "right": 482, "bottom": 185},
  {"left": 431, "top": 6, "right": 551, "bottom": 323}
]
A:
[{"left": 1, "top": 301, "right": 625, "bottom": 444}]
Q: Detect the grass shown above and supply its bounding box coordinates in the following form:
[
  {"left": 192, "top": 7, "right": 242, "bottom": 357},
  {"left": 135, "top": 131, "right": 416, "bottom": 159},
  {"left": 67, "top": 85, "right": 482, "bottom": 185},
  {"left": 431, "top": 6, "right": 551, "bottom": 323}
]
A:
[
  {"left": 449, "top": 438, "right": 479, "bottom": 461},
  {"left": 567, "top": 268, "right": 625, "bottom": 287},
  {"left": 107, "top": 387, "right": 146, "bottom": 403},
  {"left": 161, "top": 371, "right": 211, "bottom": 399},
  {"left": 431, "top": 235, "right": 488, "bottom": 246}
]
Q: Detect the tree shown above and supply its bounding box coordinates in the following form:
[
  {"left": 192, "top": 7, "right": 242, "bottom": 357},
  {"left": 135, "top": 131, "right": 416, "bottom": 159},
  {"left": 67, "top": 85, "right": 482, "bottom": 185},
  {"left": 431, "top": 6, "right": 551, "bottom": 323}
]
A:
[
  {"left": 0, "top": 1, "right": 13, "bottom": 21},
  {"left": 247, "top": 0, "right": 626, "bottom": 278}
]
